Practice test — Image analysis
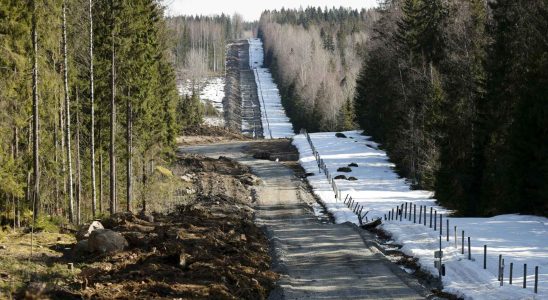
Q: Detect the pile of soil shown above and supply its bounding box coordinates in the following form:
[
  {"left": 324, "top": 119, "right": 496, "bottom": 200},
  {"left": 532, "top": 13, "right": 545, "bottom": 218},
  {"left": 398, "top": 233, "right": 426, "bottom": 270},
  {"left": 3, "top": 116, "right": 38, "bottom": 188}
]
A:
[
  {"left": 70, "top": 206, "right": 276, "bottom": 299},
  {"left": 176, "top": 155, "right": 250, "bottom": 175},
  {"left": 45, "top": 154, "right": 277, "bottom": 299},
  {"left": 244, "top": 139, "right": 300, "bottom": 162}
]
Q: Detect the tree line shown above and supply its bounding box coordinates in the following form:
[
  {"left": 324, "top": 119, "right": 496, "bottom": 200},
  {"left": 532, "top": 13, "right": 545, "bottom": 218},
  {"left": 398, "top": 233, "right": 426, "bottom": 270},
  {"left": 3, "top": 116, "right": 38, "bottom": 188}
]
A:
[
  {"left": 0, "top": 0, "right": 180, "bottom": 227},
  {"left": 258, "top": 7, "right": 377, "bottom": 131},
  {"left": 166, "top": 14, "right": 245, "bottom": 84},
  {"left": 354, "top": 0, "right": 547, "bottom": 216}
]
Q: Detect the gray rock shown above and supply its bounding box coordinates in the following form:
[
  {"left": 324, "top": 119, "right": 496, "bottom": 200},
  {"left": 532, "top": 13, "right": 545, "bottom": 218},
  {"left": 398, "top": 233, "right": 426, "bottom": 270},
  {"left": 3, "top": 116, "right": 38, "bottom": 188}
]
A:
[
  {"left": 88, "top": 229, "right": 128, "bottom": 254},
  {"left": 72, "top": 239, "right": 90, "bottom": 256},
  {"left": 76, "top": 221, "right": 104, "bottom": 241}
]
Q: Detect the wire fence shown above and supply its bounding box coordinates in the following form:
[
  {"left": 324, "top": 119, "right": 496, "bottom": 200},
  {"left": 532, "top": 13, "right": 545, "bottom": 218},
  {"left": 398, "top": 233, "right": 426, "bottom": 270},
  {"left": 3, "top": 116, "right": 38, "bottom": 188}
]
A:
[{"left": 300, "top": 129, "right": 540, "bottom": 294}]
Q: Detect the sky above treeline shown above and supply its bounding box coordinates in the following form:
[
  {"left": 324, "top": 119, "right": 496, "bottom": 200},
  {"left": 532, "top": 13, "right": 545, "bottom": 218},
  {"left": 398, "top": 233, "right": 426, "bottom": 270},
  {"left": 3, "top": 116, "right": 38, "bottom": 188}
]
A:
[{"left": 162, "top": 0, "right": 379, "bottom": 21}]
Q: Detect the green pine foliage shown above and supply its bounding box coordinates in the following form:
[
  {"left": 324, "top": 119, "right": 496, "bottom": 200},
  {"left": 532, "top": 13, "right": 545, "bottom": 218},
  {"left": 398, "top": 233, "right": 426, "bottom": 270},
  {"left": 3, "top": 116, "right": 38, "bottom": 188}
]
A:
[
  {"left": 354, "top": 0, "right": 547, "bottom": 216},
  {"left": 0, "top": 0, "right": 181, "bottom": 224},
  {"left": 177, "top": 93, "right": 203, "bottom": 127}
]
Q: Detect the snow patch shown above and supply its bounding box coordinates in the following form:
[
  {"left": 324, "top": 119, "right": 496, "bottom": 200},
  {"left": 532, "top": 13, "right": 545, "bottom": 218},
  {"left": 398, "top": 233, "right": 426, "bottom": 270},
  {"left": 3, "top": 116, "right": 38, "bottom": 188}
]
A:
[
  {"left": 248, "top": 38, "right": 294, "bottom": 139},
  {"left": 293, "top": 130, "right": 547, "bottom": 299}
]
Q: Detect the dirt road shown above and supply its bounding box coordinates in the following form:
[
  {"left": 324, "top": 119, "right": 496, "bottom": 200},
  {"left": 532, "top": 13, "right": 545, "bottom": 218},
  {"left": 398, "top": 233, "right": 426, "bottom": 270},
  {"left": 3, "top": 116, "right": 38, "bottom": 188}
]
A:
[{"left": 179, "top": 141, "right": 427, "bottom": 299}]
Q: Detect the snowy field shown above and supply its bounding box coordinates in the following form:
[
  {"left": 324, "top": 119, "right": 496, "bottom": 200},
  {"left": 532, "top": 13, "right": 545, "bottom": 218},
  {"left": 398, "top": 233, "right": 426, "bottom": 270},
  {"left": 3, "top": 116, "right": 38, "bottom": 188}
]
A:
[
  {"left": 248, "top": 38, "right": 294, "bottom": 139},
  {"left": 293, "top": 130, "right": 547, "bottom": 299},
  {"left": 178, "top": 77, "right": 225, "bottom": 126}
]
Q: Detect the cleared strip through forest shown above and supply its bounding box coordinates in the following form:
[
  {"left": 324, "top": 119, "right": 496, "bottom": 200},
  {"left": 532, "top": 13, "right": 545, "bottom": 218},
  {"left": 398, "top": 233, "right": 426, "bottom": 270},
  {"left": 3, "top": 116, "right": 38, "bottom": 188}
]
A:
[{"left": 248, "top": 38, "right": 294, "bottom": 139}]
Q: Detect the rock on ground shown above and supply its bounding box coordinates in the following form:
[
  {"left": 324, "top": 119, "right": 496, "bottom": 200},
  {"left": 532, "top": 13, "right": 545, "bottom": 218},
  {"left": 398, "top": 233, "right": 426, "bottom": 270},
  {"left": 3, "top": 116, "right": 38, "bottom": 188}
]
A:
[
  {"left": 76, "top": 221, "right": 104, "bottom": 241},
  {"left": 88, "top": 229, "right": 128, "bottom": 254}
]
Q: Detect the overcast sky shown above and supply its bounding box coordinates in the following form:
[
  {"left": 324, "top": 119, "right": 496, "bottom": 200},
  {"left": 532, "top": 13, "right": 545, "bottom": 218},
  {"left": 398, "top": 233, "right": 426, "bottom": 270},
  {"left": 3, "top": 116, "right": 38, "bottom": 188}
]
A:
[{"left": 163, "top": 0, "right": 379, "bottom": 21}]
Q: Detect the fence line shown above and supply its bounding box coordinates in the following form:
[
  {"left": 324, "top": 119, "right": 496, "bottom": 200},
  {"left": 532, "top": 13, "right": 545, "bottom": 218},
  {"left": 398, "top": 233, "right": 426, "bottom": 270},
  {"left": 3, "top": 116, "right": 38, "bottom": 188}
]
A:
[
  {"left": 300, "top": 129, "right": 367, "bottom": 225},
  {"left": 255, "top": 68, "right": 273, "bottom": 139},
  {"left": 384, "top": 201, "right": 540, "bottom": 293},
  {"left": 300, "top": 129, "right": 540, "bottom": 294}
]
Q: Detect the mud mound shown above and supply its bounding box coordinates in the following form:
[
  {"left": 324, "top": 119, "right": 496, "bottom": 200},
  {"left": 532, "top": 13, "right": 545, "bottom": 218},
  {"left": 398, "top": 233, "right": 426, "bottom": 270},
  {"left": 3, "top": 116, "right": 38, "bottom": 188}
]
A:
[
  {"left": 245, "top": 140, "right": 299, "bottom": 162},
  {"left": 70, "top": 207, "right": 276, "bottom": 300},
  {"left": 176, "top": 154, "right": 251, "bottom": 176}
]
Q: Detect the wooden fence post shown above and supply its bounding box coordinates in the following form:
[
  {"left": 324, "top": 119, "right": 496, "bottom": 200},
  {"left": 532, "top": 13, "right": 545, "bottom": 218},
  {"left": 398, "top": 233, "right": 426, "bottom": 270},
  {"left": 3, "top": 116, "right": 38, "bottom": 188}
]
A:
[
  {"left": 446, "top": 219, "right": 449, "bottom": 241},
  {"left": 461, "top": 230, "right": 465, "bottom": 254},
  {"left": 467, "top": 237, "right": 471, "bottom": 260},
  {"left": 498, "top": 255, "right": 502, "bottom": 281},
  {"left": 430, "top": 207, "right": 433, "bottom": 228},
  {"left": 534, "top": 266, "right": 538, "bottom": 293},
  {"left": 408, "top": 203, "right": 411, "bottom": 221},
  {"left": 501, "top": 259, "right": 505, "bottom": 286},
  {"left": 509, "top": 262, "right": 513, "bottom": 284},
  {"left": 523, "top": 264, "right": 527, "bottom": 288},
  {"left": 440, "top": 214, "right": 443, "bottom": 235},
  {"left": 483, "top": 245, "right": 487, "bottom": 269},
  {"left": 454, "top": 226, "right": 457, "bottom": 248}
]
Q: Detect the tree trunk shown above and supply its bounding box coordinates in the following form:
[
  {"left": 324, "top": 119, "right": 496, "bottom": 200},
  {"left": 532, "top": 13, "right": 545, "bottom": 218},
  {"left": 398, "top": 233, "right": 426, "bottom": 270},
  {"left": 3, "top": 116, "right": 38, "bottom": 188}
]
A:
[
  {"left": 110, "top": 28, "right": 117, "bottom": 215},
  {"left": 126, "top": 90, "right": 132, "bottom": 212},
  {"left": 32, "top": 0, "right": 40, "bottom": 219},
  {"left": 75, "top": 92, "right": 82, "bottom": 225},
  {"left": 13, "top": 127, "right": 20, "bottom": 227},
  {"left": 89, "top": 0, "right": 97, "bottom": 219},
  {"left": 54, "top": 111, "right": 59, "bottom": 213},
  {"left": 62, "top": 0, "right": 74, "bottom": 223},
  {"left": 99, "top": 151, "right": 103, "bottom": 213},
  {"left": 142, "top": 157, "right": 147, "bottom": 212},
  {"left": 59, "top": 96, "right": 66, "bottom": 217}
]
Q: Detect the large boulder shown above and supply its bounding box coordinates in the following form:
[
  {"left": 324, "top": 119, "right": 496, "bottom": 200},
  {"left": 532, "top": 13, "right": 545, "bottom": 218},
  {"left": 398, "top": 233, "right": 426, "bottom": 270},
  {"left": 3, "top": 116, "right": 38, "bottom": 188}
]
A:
[
  {"left": 72, "top": 239, "right": 90, "bottom": 256},
  {"left": 88, "top": 229, "right": 128, "bottom": 254},
  {"left": 76, "top": 221, "right": 104, "bottom": 241}
]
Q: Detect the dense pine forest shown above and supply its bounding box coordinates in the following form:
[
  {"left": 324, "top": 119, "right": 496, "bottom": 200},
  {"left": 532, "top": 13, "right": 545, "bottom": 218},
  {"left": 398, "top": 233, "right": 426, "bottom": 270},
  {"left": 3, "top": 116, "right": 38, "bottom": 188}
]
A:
[
  {"left": 0, "top": 0, "right": 180, "bottom": 227},
  {"left": 353, "top": 0, "right": 547, "bottom": 216}
]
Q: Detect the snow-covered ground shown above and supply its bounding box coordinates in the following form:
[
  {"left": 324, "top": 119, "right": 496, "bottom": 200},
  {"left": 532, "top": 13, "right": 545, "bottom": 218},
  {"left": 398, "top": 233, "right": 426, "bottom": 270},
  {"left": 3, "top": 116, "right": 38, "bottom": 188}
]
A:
[
  {"left": 293, "top": 130, "right": 547, "bottom": 299},
  {"left": 178, "top": 77, "right": 225, "bottom": 126},
  {"left": 248, "top": 38, "right": 294, "bottom": 139}
]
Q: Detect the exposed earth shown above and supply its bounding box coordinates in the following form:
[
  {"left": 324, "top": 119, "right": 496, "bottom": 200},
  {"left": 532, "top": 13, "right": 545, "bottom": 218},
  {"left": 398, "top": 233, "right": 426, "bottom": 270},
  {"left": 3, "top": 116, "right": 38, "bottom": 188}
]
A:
[{"left": 180, "top": 139, "right": 431, "bottom": 299}]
